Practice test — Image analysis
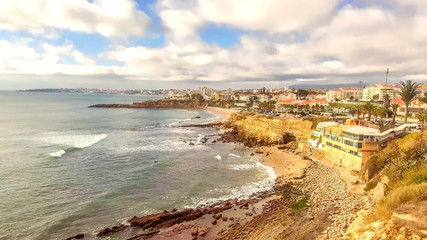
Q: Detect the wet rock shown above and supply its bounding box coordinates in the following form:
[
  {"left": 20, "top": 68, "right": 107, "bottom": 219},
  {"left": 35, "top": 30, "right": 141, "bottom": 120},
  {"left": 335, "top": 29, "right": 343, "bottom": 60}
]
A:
[
  {"left": 65, "top": 233, "right": 84, "bottom": 240},
  {"left": 97, "top": 224, "right": 128, "bottom": 237},
  {"left": 212, "top": 219, "right": 217, "bottom": 225}
]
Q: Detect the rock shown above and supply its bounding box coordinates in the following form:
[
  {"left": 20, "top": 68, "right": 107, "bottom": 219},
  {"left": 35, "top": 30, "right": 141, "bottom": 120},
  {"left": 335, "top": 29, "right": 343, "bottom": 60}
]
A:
[
  {"left": 65, "top": 233, "right": 84, "bottom": 240},
  {"left": 250, "top": 153, "right": 255, "bottom": 156},
  {"left": 222, "top": 216, "right": 228, "bottom": 221},
  {"left": 212, "top": 140, "right": 217, "bottom": 143},
  {"left": 189, "top": 142, "right": 195, "bottom": 145},
  {"left": 97, "top": 224, "right": 128, "bottom": 237},
  {"left": 213, "top": 213, "right": 222, "bottom": 220},
  {"left": 245, "top": 212, "right": 253, "bottom": 217},
  {"left": 198, "top": 229, "right": 207, "bottom": 236},
  {"left": 212, "top": 219, "right": 217, "bottom": 225},
  {"left": 191, "top": 228, "right": 198, "bottom": 236}
]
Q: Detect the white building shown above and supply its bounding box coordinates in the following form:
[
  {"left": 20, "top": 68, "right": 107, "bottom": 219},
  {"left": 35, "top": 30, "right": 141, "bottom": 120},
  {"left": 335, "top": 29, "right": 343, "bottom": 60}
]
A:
[
  {"left": 362, "top": 84, "right": 400, "bottom": 101},
  {"left": 199, "top": 86, "right": 215, "bottom": 99},
  {"left": 326, "top": 88, "right": 363, "bottom": 101}
]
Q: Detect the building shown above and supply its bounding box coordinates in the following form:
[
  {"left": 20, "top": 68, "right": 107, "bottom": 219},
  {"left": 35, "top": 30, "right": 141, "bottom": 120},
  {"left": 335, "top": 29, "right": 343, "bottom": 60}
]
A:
[
  {"left": 326, "top": 88, "right": 363, "bottom": 101},
  {"left": 362, "top": 84, "right": 400, "bottom": 101},
  {"left": 308, "top": 120, "right": 417, "bottom": 171},
  {"left": 392, "top": 99, "right": 427, "bottom": 116},
  {"left": 278, "top": 92, "right": 297, "bottom": 100},
  {"left": 417, "top": 84, "right": 427, "bottom": 98},
  {"left": 258, "top": 94, "right": 272, "bottom": 103},
  {"left": 199, "top": 86, "right": 215, "bottom": 99}
]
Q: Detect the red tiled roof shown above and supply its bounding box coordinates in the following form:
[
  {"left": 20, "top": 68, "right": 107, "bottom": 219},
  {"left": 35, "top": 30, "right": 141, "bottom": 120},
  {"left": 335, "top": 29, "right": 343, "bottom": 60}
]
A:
[
  {"left": 278, "top": 99, "right": 298, "bottom": 103},
  {"left": 392, "top": 99, "right": 427, "bottom": 105}
]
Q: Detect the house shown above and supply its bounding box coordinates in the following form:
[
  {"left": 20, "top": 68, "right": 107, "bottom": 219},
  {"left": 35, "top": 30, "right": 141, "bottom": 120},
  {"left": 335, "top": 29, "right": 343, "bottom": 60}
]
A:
[{"left": 392, "top": 99, "right": 427, "bottom": 116}]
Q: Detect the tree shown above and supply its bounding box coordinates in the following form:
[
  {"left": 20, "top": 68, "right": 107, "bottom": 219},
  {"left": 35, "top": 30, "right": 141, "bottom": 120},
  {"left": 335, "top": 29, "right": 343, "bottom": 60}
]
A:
[
  {"left": 349, "top": 96, "right": 355, "bottom": 101},
  {"left": 372, "top": 107, "right": 380, "bottom": 122},
  {"left": 373, "top": 94, "right": 380, "bottom": 101},
  {"left": 296, "top": 89, "right": 309, "bottom": 99},
  {"left": 378, "top": 107, "right": 388, "bottom": 122},
  {"left": 398, "top": 80, "right": 420, "bottom": 123},
  {"left": 363, "top": 102, "right": 375, "bottom": 121},
  {"left": 391, "top": 103, "right": 399, "bottom": 124},
  {"left": 383, "top": 94, "right": 391, "bottom": 109},
  {"left": 417, "top": 110, "right": 427, "bottom": 130},
  {"left": 354, "top": 105, "right": 364, "bottom": 119}
]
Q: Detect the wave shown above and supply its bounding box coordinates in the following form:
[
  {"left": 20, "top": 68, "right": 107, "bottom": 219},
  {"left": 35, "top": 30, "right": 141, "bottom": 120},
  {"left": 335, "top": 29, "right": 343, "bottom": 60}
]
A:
[
  {"left": 184, "top": 162, "right": 276, "bottom": 208},
  {"left": 228, "top": 163, "right": 258, "bottom": 170},
  {"left": 228, "top": 153, "right": 241, "bottom": 158},
  {"left": 167, "top": 118, "right": 192, "bottom": 127},
  {"left": 49, "top": 150, "right": 66, "bottom": 158},
  {"left": 215, "top": 154, "right": 222, "bottom": 160},
  {"left": 43, "top": 134, "right": 107, "bottom": 157}
]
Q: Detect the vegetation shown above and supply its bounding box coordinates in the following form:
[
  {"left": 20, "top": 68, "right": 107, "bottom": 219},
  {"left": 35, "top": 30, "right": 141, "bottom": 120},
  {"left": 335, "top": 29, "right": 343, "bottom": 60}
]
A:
[
  {"left": 363, "top": 130, "right": 427, "bottom": 220},
  {"left": 291, "top": 197, "right": 309, "bottom": 210},
  {"left": 391, "top": 103, "right": 399, "bottom": 124},
  {"left": 363, "top": 102, "right": 375, "bottom": 121},
  {"left": 417, "top": 110, "right": 427, "bottom": 130},
  {"left": 397, "top": 80, "right": 420, "bottom": 123}
]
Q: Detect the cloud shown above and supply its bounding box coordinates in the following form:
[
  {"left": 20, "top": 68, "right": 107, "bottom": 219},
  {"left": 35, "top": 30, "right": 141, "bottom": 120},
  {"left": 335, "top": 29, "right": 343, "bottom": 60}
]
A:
[
  {"left": 0, "top": 0, "right": 151, "bottom": 38},
  {"left": 198, "top": 0, "right": 340, "bottom": 33}
]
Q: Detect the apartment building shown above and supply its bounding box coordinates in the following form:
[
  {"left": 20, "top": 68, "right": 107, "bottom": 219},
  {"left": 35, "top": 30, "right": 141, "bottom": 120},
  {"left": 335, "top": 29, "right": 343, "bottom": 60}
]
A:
[
  {"left": 326, "top": 88, "right": 363, "bottom": 101},
  {"left": 362, "top": 84, "right": 400, "bottom": 101}
]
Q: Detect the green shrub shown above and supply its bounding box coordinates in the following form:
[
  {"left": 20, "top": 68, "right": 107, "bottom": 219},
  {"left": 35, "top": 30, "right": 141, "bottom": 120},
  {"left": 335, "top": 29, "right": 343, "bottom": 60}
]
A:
[{"left": 291, "top": 197, "right": 308, "bottom": 210}]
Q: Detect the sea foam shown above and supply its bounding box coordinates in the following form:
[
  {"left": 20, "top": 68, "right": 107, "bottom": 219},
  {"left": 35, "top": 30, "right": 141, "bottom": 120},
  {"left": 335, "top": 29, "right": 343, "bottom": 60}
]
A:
[
  {"left": 43, "top": 134, "right": 108, "bottom": 157},
  {"left": 185, "top": 161, "right": 276, "bottom": 208}
]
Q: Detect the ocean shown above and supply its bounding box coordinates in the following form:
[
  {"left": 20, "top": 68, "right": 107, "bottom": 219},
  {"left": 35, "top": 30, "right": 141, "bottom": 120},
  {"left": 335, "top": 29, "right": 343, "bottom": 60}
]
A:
[{"left": 0, "top": 92, "right": 275, "bottom": 240}]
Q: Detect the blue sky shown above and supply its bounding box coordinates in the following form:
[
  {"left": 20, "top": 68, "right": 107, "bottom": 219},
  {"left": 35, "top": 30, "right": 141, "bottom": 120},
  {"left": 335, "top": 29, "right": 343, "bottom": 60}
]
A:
[{"left": 0, "top": 0, "right": 427, "bottom": 90}]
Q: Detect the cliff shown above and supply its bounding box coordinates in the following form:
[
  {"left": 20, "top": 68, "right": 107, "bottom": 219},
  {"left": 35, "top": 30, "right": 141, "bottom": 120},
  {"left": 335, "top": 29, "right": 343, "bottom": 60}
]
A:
[{"left": 225, "top": 112, "right": 313, "bottom": 145}]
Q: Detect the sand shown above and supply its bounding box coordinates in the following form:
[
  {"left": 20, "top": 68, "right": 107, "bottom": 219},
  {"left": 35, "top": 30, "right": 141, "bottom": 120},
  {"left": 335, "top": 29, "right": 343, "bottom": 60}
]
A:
[
  {"left": 205, "top": 107, "right": 239, "bottom": 123},
  {"left": 256, "top": 146, "right": 310, "bottom": 181}
]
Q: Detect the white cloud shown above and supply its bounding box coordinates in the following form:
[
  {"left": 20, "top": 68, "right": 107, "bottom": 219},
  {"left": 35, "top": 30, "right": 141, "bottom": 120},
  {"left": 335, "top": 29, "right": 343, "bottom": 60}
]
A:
[
  {"left": 198, "top": 0, "right": 340, "bottom": 33},
  {"left": 0, "top": 0, "right": 150, "bottom": 38}
]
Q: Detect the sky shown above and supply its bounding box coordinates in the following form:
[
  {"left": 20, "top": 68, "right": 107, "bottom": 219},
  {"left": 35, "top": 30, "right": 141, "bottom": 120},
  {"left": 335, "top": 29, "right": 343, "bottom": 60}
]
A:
[{"left": 1, "top": 0, "right": 427, "bottom": 90}]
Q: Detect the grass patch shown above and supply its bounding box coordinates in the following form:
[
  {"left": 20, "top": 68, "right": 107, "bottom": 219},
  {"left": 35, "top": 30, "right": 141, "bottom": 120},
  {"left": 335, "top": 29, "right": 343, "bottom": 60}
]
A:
[
  {"left": 291, "top": 197, "right": 309, "bottom": 210},
  {"left": 372, "top": 182, "right": 427, "bottom": 220}
]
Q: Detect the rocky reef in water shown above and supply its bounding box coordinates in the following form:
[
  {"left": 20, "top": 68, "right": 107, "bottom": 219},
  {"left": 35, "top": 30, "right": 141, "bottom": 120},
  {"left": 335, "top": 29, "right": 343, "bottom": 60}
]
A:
[{"left": 89, "top": 99, "right": 210, "bottom": 108}]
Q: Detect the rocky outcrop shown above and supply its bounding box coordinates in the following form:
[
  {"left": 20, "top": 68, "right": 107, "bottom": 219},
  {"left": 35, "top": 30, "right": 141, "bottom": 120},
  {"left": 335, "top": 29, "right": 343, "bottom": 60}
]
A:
[
  {"left": 222, "top": 112, "right": 312, "bottom": 146},
  {"left": 89, "top": 99, "right": 209, "bottom": 108}
]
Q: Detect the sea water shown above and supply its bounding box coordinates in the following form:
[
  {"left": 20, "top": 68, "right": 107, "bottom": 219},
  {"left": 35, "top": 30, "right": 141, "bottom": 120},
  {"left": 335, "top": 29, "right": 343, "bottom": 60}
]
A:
[{"left": 0, "top": 92, "right": 275, "bottom": 240}]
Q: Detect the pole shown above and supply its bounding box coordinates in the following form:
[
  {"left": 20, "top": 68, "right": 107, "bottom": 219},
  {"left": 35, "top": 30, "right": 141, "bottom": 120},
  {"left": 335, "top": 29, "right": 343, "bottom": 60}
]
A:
[{"left": 386, "top": 68, "right": 389, "bottom": 85}]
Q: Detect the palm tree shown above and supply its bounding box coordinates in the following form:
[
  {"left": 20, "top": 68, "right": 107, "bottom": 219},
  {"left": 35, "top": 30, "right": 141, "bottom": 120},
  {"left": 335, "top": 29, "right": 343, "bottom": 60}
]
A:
[
  {"left": 417, "top": 110, "right": 427, "bottom": 130},
  {"left": 363, "top": 102, "right": 375, "bottom": 121},
  {"left": 372, "top": 107, "right": 381, "bottom": 122},
  {"left": 378, "top": 107, "right": 388, "bottom": 123},
  {"left": 383, "top": 94, "right": 391, "bottom": 109},
  {"left": 398, "top": 80, "right": 420, "bottom": 123},
  {"left": 354, "top": 105, "right": 363, "bottom": 119},
  {"left": 391, "top": 103, "right": 399, "bottom": 124}
]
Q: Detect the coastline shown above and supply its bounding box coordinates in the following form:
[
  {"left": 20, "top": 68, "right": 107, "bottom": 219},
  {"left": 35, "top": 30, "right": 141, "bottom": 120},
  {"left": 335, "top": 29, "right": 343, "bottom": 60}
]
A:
[{"left": 67, "top": 108, "right": 371, "bottom": 240}]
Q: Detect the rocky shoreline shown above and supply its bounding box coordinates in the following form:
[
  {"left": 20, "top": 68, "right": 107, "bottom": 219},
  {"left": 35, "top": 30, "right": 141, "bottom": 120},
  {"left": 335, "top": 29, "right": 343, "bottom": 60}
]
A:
[{"left": 65, "top": 109, "right": 377, "bottom": 240}]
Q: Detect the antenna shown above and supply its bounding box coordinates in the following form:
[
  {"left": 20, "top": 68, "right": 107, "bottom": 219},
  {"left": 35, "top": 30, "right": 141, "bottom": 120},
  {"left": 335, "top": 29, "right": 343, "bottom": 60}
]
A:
[{"left": 385, "top": 68, "right": 389, "bottom": 85}]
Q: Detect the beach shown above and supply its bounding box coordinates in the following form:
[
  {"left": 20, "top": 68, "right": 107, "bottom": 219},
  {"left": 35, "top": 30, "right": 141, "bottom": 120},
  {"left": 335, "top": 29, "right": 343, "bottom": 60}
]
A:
[{"left": 205, "top": 107, "right": 240, "bottom": 122}]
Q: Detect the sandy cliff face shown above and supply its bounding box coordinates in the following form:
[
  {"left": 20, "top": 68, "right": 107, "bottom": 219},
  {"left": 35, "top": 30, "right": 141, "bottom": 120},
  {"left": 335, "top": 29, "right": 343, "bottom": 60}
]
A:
[{"left": 227, "top": 112, "right": 313, "bottom": 144}]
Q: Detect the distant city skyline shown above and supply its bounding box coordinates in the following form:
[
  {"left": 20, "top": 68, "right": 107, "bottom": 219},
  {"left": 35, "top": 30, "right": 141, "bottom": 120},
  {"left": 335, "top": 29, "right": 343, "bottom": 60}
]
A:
[{"left": 1, "top": 0, "right": 427, "bottom": 90}]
